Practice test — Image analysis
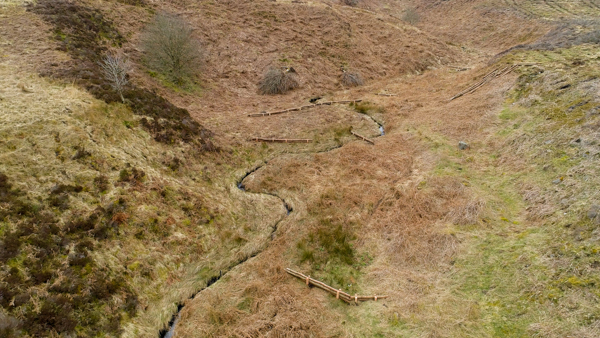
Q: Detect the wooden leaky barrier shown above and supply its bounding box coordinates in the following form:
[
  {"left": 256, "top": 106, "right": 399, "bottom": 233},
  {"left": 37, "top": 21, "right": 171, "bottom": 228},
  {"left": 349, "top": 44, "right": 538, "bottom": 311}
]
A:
[
  {"left": 250, "top": 138, "right": 312, "bottom": 143},
  {"left": 286, "top": 268, "right": 388, "bottom": 304},
  {"left": 248, "top": 100, "right": 363, "bottom": 117},
  {"left": 449, "top": 64, "right": 519, "bottom": 101}
]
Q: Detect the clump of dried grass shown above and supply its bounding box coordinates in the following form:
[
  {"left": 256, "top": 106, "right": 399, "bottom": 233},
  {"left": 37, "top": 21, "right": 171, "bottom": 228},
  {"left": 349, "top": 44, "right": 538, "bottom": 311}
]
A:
[
  {"left": 341, "top": 70, "right": 364, "bottom": 87},
  {"left": 447, "top": 199, "right": 486, "bottom": 225},
  {"left": 369, "top": 177, "right": 476, "bottom": 266},
  {"left": 258, "top": 67, "right": 299, "bottom": 95}
]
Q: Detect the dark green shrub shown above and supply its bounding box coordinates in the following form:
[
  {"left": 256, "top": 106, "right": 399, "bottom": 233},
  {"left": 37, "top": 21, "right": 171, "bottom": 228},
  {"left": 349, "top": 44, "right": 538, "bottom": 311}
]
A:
[
  {"left": 298, "top": 219, "right": 356, "bottom": 266},
  {"left": 119, "top": 168, "right": 146, "bottom": 183},
  {"left": 94, "top": 175, "right": 110, "bottom": 192}
]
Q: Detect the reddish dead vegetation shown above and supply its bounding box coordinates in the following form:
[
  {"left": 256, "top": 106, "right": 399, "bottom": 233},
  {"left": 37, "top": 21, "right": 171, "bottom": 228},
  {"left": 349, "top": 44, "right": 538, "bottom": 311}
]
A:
[
  {"left": 28, "top": 0, "right": 217, "bottom": 150},
  {"left": 369, "top": 177, "right": 481, "bottom": 266}
]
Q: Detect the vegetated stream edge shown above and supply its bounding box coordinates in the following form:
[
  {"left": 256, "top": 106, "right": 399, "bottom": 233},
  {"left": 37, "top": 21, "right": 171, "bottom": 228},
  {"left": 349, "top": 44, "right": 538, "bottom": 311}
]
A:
[{"left": 159, "top": 109, "right": 385, "bottom": 338}]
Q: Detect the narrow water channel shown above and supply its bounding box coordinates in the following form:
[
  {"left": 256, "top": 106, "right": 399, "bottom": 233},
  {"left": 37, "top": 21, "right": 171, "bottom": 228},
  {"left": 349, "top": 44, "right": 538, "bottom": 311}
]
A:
[{"left": 159, "top": 107, "right": 385, "bottom": 337}]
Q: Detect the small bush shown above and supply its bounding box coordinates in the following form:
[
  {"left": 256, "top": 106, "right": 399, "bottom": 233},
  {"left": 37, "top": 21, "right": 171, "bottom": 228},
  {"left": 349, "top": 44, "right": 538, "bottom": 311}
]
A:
[
  {"left": 402, "top": 7, "right": 420, "bottom": 25},
  {"left": 118, "top": 168, "right": 145, "bottom": 183},
  {"left": 258, "top": 67, "right": 299, "bottom": 95},
  {"left": 141, "top": 13, "right": 201, "bottom": 85},
  {"left": 93, "top": 175, "right": 110, "bottom": 192},
  {"left": 342, "top": 0, "right": 359, "bottom": 6},
  {"left": 341, "top": 71, "right": 363, "bottom": 87}
]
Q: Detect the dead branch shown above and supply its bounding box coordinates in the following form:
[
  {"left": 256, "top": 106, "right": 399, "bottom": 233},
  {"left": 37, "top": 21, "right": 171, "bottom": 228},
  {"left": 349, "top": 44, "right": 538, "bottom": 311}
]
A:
[{"left": 351, "top": 131, "right": 375, "bottom": 144}]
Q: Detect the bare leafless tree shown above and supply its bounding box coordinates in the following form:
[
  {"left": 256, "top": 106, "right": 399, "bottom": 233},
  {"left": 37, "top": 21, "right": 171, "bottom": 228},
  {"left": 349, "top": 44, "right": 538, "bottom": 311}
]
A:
[
  {"left": 141, "top": 13, "right": 201, "bottom": 85},
  {"left": 99, "top": 53, "right": 130, "bottom": 103}
]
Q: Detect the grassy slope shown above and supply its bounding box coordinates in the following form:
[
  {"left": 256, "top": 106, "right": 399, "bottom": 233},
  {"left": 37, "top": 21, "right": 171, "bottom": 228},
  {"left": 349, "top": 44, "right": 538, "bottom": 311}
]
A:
[{"left": 453, "top": 45, "right": 600, "bottom": 337}]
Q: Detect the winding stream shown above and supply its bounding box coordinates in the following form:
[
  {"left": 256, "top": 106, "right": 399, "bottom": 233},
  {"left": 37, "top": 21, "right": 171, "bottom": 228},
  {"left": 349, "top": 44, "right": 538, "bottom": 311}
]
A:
[{"left": 159, "top": 106, "right": 384, "bottom": 337}]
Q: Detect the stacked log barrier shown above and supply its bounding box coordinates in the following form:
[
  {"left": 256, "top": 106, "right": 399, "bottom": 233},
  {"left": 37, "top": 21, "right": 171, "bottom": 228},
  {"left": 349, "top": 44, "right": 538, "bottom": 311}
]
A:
[
  {"left": 449, "top": 64, "right": 519, "bottom": 101},
  {"left": 248, "top": 100, "right": 363, "bottom": 117},
  {"left": 250, "top": 138, "right": 312, "bottom": 143},
  {"left": 286, "top": 268, "right": 388, "bottom": 304}
]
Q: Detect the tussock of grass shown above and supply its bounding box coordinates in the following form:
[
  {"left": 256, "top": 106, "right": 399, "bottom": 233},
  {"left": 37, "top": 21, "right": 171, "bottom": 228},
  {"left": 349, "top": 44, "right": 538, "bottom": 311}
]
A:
[
  {"left": 258, "top": 67, "right": 299, "bottom": 95},
  {"left": 341, "top": 70, "right": 364, "bottom": 87}
]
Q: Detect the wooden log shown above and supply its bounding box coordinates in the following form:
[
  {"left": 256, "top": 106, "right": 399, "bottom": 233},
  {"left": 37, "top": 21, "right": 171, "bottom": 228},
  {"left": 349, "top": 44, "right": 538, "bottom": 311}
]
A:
[
  {"left": 251, "top": 138, "right": 312, "bottom": 143},
  {"left": 449, "top": 65, "right": 517, "bottom": 101},
  {"left": 450, "top": 69, "right": 499, "bottom": 100},
  {"left": 375, "top": 93, "right": 398, "bottom": 97},
  {"left": 247, "top": 111, "right": 287, "bottom": 117},
  {"left": 447, "top": 65, "right": 470, "bottom": 71},
  {"left": 248, "top": 100, "right": 363, "bottom": 117},
  {"left": 285, "top": 268, "right": 388, "bottom": 304},
  {"left": 351, "top": 131, "right": 375, "bottom": 145}
]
